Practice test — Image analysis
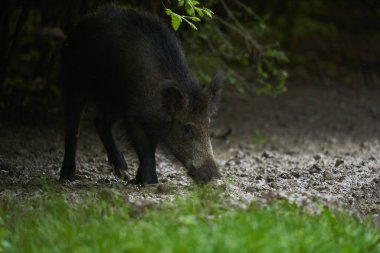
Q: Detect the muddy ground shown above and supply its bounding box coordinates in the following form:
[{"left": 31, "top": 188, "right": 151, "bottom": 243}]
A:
[{"left": 1, "top": 80, "right": 380, "bottom": 221}]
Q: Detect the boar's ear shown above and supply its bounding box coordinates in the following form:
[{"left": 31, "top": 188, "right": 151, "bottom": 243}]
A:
[
  {"left": 207, "top": 72, "right": 224, "bottom": 115},
  {"left": 162, "top": 81, "right": 185, "bottom": 117}
]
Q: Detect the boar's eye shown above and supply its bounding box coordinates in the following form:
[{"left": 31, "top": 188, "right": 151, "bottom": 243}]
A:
[{"left": 182, "top": 123, "right": 194, "bottom": 139}]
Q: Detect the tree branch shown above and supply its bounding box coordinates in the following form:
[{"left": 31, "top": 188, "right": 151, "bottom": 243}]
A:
[{"left": 213, "top": 15, "right": 263, "bottom": 52}]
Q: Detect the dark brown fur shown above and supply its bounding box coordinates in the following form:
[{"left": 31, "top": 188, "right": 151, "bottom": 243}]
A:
[{"left": 60, "top": 5, "right": 223, "bottom": 184}]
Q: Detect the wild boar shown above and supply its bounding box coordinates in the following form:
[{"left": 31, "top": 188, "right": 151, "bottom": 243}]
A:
[{"left": 60, "top": 5, "right": 223, "bottom": 184}]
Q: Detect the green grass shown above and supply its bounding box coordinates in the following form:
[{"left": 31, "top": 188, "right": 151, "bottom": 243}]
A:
[
  {"left": 0, "top": 188, "right": 379, "bottom": 253},
  {"left": 252, "top": 131, "right": 270, "bottom": 144}
]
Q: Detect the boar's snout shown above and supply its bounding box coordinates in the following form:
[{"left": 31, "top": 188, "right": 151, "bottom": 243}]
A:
[{"left": 187, "top": 161, "right": 220, "bottom": 184}]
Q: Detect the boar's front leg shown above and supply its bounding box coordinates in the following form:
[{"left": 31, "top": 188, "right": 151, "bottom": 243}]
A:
[
  {"left": 60, "top": 98, "right": 85, "bottom": 181},
  {"left": 127, "top": 121, "right": 158, "bottom": 184},
  {"left": 94, "top": 116, "right": 129, "bottom": 180}
]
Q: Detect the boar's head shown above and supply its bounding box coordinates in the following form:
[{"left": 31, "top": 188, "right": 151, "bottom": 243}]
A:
[{"left": 160, "top": 73, "right": 223, "bottom": 183}]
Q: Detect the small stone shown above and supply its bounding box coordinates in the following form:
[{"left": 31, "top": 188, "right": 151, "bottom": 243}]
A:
[
  {"left": 309, "top": 164, "right": 321, "bottom": 174},
  {"left": 337, "top": 175, "right": 345, "bottom": 182},
  {"left": 255, "top": 175, "right": 263, "bottom": 180},
  {"left": 279, "top": 173, "right": 290, "bottom": 179},
  {"left": 261, "top": 151, "right": 273, "bottom": 159},
  {"left": 245, "top": 186, "right": 256, "bottom": 193},
  {"left": 155, "top": 184, "right": 172, "bottom": 194},
  {"left": 291, "top": 171, "right": 300, "bottom": 178},
  {"left": 323, "top": 171, "right": 334, "bottom": 180},
  {"left": 334, "top": 159, "right": 344, "bottom": 167},
  {"left": 315, "top": 185, "right": 328, "bottom": 191},
  {"left": 368, "top": 156, "right": 376, "bottom": 161}
]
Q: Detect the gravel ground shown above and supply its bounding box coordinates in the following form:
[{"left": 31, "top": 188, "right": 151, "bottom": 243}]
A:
[{"left": 1, "top": 81, "right": 379, "bottom": 221}]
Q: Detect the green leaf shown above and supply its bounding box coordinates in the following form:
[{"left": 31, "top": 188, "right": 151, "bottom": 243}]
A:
[
  {"left": 189, "top": 17, "right": 201, "bottom": 22},
  {"left": 170, "top": 13, "right": 183, "bottom": 31},
  {"left": 203, "top": 8, "right": 214, "bottom": 18},
  {"left": 188, "top": 22, "right": 198, "bottom": 30},
  {"left": 177, "top": 0, "right": 185, "bottom": 7},
  {"left": 185, "top": 3, "right": 195, "bottom": 16},
  {"left": 183, "top": 18, "right": 198, "bottom": 30},
  {"left": 196, "top": 9, "right": 204, "bottom": 17},
  {"left": 165, "top": 8, "right": 172, "bottom": 16}
]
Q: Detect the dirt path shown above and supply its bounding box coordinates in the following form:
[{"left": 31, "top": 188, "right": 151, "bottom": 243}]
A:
[{"left": 1, "top": 82, "right": 379, "bottom": 221}]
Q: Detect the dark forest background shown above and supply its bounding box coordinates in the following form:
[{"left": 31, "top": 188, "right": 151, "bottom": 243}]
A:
[{"left": 1, "top": 0, "right": 379, "bottom": 121}]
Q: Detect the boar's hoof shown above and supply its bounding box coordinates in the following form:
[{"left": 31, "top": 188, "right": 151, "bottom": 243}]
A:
[
  {"left": 113, "top": 167, "right": 130, "bottom": 181},
  {"left": 132, "top": 171, "right": 159, "bottom": 185},
  {"left": 59, "top": 171, "right": 75, "bottom": 181},
  {"left": 130, "top": 178, "right": 159, "bottom": 186},
  {"left": 60, "top": 161, "right": 76, "bottom": 181}
]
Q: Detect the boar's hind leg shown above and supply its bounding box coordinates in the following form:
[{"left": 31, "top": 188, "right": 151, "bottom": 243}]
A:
[
  {"left": 127, "top": 122, "right": 158, "bottom": 184},
  {"left": 94, "top": 117, "right": 129, "bottom": 180},
  {"left": 60, "top": 98, "right": 85, "bottom": 181}
]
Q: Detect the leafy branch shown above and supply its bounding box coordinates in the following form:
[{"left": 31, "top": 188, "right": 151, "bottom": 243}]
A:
[
  {"left": 163, "top": 0, "right": 213, "bottom": 31},
  {"left": 185, "top": 0, "right": 288, "bottom": 96},
  {"left": 164, "top": 0, "right": 288, "bottom": 96}
]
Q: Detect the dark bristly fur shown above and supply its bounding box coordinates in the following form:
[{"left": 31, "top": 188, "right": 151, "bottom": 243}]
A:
[{"left": 60, "top": 4, "right": 223, "bottom": 184}]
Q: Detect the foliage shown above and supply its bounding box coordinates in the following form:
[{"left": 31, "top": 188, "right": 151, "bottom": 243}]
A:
[
  {"left": 2, "top": 0, "right": 380, "bottom": 114},
  {"left": 0, "top": 0, "right": 290, "bottom": 116},
  {"left": 251, "top": 131, "right": 269, "bottom": 144},
  {"left": 181, "top": 0, "right": 288, "bottom": 96},
  {"left": 164, "top": 0, "right": 214, "bottom": 31},
  {"left": 250, "top": 0, "right": 380, "bottom": 80},
  {"left": 0, "top": 188, "right": 379, "bottom": 253},
  {"left": 163, "top": 0, "right": 289, "bottom": 95}
]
